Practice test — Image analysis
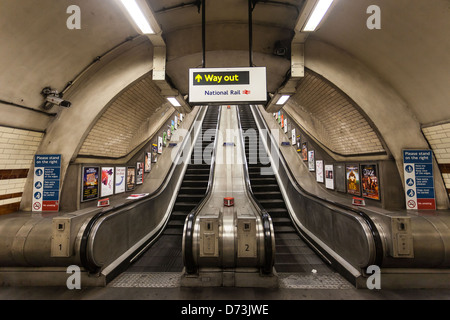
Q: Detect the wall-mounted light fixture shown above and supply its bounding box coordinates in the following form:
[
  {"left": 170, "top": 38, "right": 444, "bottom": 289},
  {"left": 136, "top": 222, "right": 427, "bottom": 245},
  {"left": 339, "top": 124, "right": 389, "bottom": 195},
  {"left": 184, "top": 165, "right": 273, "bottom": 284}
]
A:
[
  {"left": 167, "top": 97, "right": 181, "bottom": 107},
  {"left": 302, "top": 0, "right": 334, "bottom": 32},
  {"left": 276, "top": 95, "right": 291, "bottom": 105},
  {"left": 119, "top": 0, "right": 155, "bottom": 34}
]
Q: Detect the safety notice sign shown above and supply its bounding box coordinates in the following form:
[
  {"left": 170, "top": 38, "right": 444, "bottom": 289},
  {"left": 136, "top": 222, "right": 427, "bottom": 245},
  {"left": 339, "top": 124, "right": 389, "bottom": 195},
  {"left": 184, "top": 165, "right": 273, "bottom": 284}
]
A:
[
  {"left": 403, "top": 150, "right": 436, "bottom": 210},
  {"left": 32, "top": 154, "right": 61, "bottom": 212},
  {"left": 189, "top": 67, "right": 267, "bottom": 104}
]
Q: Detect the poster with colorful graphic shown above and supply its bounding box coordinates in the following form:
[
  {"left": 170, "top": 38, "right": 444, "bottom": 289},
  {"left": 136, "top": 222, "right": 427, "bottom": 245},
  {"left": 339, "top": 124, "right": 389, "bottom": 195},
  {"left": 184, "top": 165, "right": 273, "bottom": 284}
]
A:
[
  {"left": 296, "top": 135, "right": 301, "bottom": 152},
  {"left": 145, "top": 152, "right": 151, "bottom": 173},
  {"left": 361, "top": 164, "right": 380, "bottom": 200},
  {"left": 278, "top": 111, "right": 281, "bottom": 124},
  {"left": 126, "top": 167, "right": 135, "bottom": 191},
  {"left": 158, "top": 136, "right": 163, "bottom": 154},
  {"left": 308, "top": 150, "right": 315, "bottom": 171},
  {"left": 281, "top": 114, "right": 284, "bottom": 128},
  {"left": 316, "top": 160, "right": 324, "bottom": 183},
  {"left": 346, "top": 164, "right": 361, "bottom": 195},
  {"left": 302, "top": 142, "right": 308, "bottom": 161},
  {"left": 136, "top": 162, "right": 144, "bottom": 185},
  {"left": 167, "top": 126, "right": 172, "bottom": 141},
  {"left": 152, "top": 144, "right": 158, "bottom": 163},
  {"left": 100, "top": 167, "right": 114, "bottom": 197},
  {"left": 115, "top": 166, "right": 126, "bottom": 194},
  {"left": 163, "top": 131, "right": 167, "bottom": 147},
  {"left": 82, "top": 166, "right": 99, "bottom": 202},
  {"left": 325, "top": 164, "right": 334, "bottom": 190},
  {"left": 174, "top": 116, "right": 178, "bottom": 130}
]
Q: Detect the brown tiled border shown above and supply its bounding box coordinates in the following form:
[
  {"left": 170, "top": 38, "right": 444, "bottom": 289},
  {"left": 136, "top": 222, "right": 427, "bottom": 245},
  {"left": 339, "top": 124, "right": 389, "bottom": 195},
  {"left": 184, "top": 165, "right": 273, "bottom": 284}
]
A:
[
  {"left": 0, "top": 169, "right": 29, "bottom": 180},
  {"left": 439, "top": 164, "right": 450, "bottom": 174},
  {"left": 0, "top": 192, "right": 22, "bottom": 201},
  {"left": 0, "top": 202, "right": 20, "bottom": 215}
]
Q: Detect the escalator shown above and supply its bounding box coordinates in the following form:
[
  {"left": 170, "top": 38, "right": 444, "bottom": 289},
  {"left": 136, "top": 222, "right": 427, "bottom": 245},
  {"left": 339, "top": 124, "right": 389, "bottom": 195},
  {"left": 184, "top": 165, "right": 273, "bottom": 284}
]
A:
[
  {"left": 127, "top": 106, "right": 220, "bottom": 273},
  {"left": 238, "top": 106, "right": 332, "bottom": 274}
]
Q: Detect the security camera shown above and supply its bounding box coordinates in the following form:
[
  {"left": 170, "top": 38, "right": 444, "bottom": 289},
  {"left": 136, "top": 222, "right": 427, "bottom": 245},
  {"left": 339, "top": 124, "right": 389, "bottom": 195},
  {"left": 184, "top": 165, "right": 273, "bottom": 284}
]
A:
[
  {"left": 40, "top": 87, "right": 72, "bottom": 109},
  {"left": 46, "top": 95, "right": 72, "bottom": 108}
]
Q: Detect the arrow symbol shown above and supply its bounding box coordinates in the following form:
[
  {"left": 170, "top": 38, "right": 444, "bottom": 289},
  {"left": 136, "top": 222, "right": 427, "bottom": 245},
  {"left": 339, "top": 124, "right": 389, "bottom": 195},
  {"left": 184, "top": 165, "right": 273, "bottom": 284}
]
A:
[{"left": 195, "top": 74, "right": 202, "bottom": 82}]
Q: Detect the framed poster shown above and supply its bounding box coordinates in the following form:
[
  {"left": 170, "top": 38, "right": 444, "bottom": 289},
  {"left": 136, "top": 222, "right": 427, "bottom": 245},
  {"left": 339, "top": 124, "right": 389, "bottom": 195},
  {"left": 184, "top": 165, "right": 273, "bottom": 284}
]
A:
[
  {"left": 152, "top": 144, "right": 158, "bottom": 163},
  {"left": 171, "top": 120, "right": 175, "bottom": 133},
  {"left": 291, "top": 129, "right": 296, "bottom": 145},
  {"left": 167, "top": 126, "right": 172, "bottom": 141},
  {"left": 296, "top": 135, "right": 301, "bottom": 152},
  {"left": 281, "top": 114, "right": 284, "bottom": 127},
  {"left": 162, "top": 131, "right": 167, "bottom": 147},
  {"left": 157, "top": 136, "right": 163, "bottom": 154},
  {"left": 346, "top": 164, "right": 361, "bottom": 196},
  {"left": 308, "top": 150, "right": 315, "bottom": 171},
  {"left": 316, "top": 160, "right": 324, "bottom": 183},
  {"left": 180, "top": 113, "right": 184, "bottom": 122},
  {"left": 100, "top": 167, "right": 114, "bottom": 197},
  {"left": 284, "top": 118, "right": 288, "bottom": 133},
  {"left": 335, "top": 164, "right": 346, "bottom": 193},
  {"left": 136, "top": 162, "right": 144, "bottom": 185},
  {"left": 302, "top": 142, "right": 308, "bottom": 161},
  {"left": 115, "top": 166, "right": 126, "bottom": 194},
  {"left": 361, "top": 164, "right": 380, "bottom": 200},
  {"left": 81, "top": 166, "right": 99, "bottom": 202},
  {"left": 126, "top": 166, "right": 136, "bottom": 191},
  {"left": 278, "top": 111, "right": 281, "bottom": 124},
  {"left": 174, "top": 116, "right": 178, "bottom": 130},
  {"left": 325, "top": 164, "right": 334, "bottom": 190},
  {"left": 145, "top": 152, "right": 151, "bottom": 173}
]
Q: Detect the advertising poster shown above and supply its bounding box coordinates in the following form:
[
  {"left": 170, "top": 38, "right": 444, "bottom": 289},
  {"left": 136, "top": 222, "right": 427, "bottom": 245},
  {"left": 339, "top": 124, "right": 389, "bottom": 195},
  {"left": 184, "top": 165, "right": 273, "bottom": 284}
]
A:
[
  {"left": 32, "top": 154, "right": 61, "bottom": 212},
  {"left": 82, "top": 166, "right": 99, "bottom": 202},
  {"left": 115, "top": 166, "right": 126, "bottom": 194},
  {"left": 296, "top": 135, "right": 301, "bottom": 152},
  {"left": 291, "top": 129, "right": 296, "bottom": 145},
  {"left": 126, "top": 167, "right": 135, "bottom": 191},
  {"left": 278, "top": 111, "right": 281, "bottom": 124},
  {"left": 145, "top": 152, "right": 151, "bottom": 172},
  {"left": 152, "top": 144, "right": 158, "bottom": 163},
  {"left": 316, "top": 160, "right": 324, "bottom": 183},
  {"left": 361, "top": 164, "right": 380, "bottom": 200},
  {"left": 284, "top": 118, "right": 288, "bottom": 133},
  {"left": 136, "top": 162, "right": 144, "bottom": 185},
  {"left": 167, "top": 126, "right": 172, "bottom": 141},
  {"left": 171, "top": 120, "right": 175, "bottom": 133},
  {"left": 281, "top": 114, "right": 284, "bottom": 128},
  {"left": 158, "top": 136, "right": 163, "bottom": 154},
  {"left": 403, "top": 150, "right": 436, "bottom": 210},
  {"left": 163, "top": 131, "right": 167, "bottom": 147},
  {"left": 325, "top": 164, "right": 334, "bottom": 190},
  {"left": 100, "top": 167, "right": 114, "bottom": 197},
  {"left": 346, "top": 164, "right": 361, "bottom": 196},
  {"left": 174, "top": 116, "right": 178, "bottom": 130},
  {"left": 308, "top": 150, "right": 315, "bottom": 171},
  {"left": 302, "top": 142, "right": 308, "bottom": 161},
  {"left": 180, "top": 113, "right": 184, "bottom": 122}
]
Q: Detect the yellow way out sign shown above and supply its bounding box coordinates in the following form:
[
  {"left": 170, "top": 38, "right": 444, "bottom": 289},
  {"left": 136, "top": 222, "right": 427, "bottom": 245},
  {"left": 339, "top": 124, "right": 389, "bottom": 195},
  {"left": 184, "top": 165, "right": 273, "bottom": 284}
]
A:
[{"left": 189, "top": 67, "right": 267, "bottom": 104}]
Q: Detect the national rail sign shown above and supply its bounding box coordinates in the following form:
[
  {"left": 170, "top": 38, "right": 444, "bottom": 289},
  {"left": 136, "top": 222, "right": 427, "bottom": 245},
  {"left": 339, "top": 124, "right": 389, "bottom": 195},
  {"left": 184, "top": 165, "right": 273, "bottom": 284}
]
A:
[{"left": 189, "top": 67, "right": 267, "bottom": 104}]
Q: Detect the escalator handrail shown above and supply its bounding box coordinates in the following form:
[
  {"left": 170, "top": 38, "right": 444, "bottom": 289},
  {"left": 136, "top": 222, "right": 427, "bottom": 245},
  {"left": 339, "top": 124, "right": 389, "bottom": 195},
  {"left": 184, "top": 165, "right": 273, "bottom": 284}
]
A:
[
  {"left": 251, "top": 105, "right": 384, "bottom": 267},
  {"left": 183, "top": 106, "right": 222, "bottom": 274},
  {"left": 236, "top": 106, "right": 274, "bottom": 274},
  {"left": 80, "top": 107, "right": 205, "bottom": 273}
]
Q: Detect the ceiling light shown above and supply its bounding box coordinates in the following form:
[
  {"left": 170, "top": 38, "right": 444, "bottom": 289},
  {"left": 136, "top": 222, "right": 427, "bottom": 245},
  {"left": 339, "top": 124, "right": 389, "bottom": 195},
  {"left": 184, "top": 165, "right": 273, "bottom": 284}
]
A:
[
  {"left": 120, "top": 0, "right": 154, "bottom": 34},
  {"left": 167, "top": 97, "right": 181, "bottom": 107},
  {"left": 302, "top": 0, "right": 334, "bottom": 32},
  {"left": 276, "top": 95, "right": 290, "bottom": 105}
]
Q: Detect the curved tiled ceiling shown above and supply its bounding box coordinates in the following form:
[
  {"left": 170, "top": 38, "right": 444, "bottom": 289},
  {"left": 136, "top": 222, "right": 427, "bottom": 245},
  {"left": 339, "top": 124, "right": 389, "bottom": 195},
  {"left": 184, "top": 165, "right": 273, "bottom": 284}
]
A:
[
  {"left": 78, "top": 73, "right": 172, "bottom": 158},
  {"left": 286, "top": 70, "right": 386, "bottom": 156}
]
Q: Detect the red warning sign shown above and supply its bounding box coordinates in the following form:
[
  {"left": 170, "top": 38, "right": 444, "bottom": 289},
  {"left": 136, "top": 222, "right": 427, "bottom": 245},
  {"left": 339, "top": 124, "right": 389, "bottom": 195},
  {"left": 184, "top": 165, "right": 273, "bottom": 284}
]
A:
[{"left": 33, "top": 202, "right": 41, "bottom": 211}]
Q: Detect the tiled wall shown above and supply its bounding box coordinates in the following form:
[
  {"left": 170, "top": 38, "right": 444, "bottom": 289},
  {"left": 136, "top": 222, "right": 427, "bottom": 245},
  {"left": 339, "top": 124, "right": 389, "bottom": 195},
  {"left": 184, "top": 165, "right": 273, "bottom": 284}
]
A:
[
  {"left": 288, "top": 70, "right": 385, "bottom": 156},
  {"left": 422, "top": 123, "right": 450, "bottom": 197},
  {"left": 0, "top": 126, "right": 44, "bottom": 214},
  {"left": 79, "top": 75, "right": 169, "bottom": 158}
]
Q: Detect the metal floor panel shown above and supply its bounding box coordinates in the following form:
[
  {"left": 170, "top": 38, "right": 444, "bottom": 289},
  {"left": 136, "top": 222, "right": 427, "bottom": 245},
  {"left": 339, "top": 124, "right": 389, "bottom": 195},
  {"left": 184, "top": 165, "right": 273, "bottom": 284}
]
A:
[
  {"left": 278, "top": 273, "right": 354, "bottom": 289},
  {"left": 109, "top": 272, "right": 181, "bottom": 288}
]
